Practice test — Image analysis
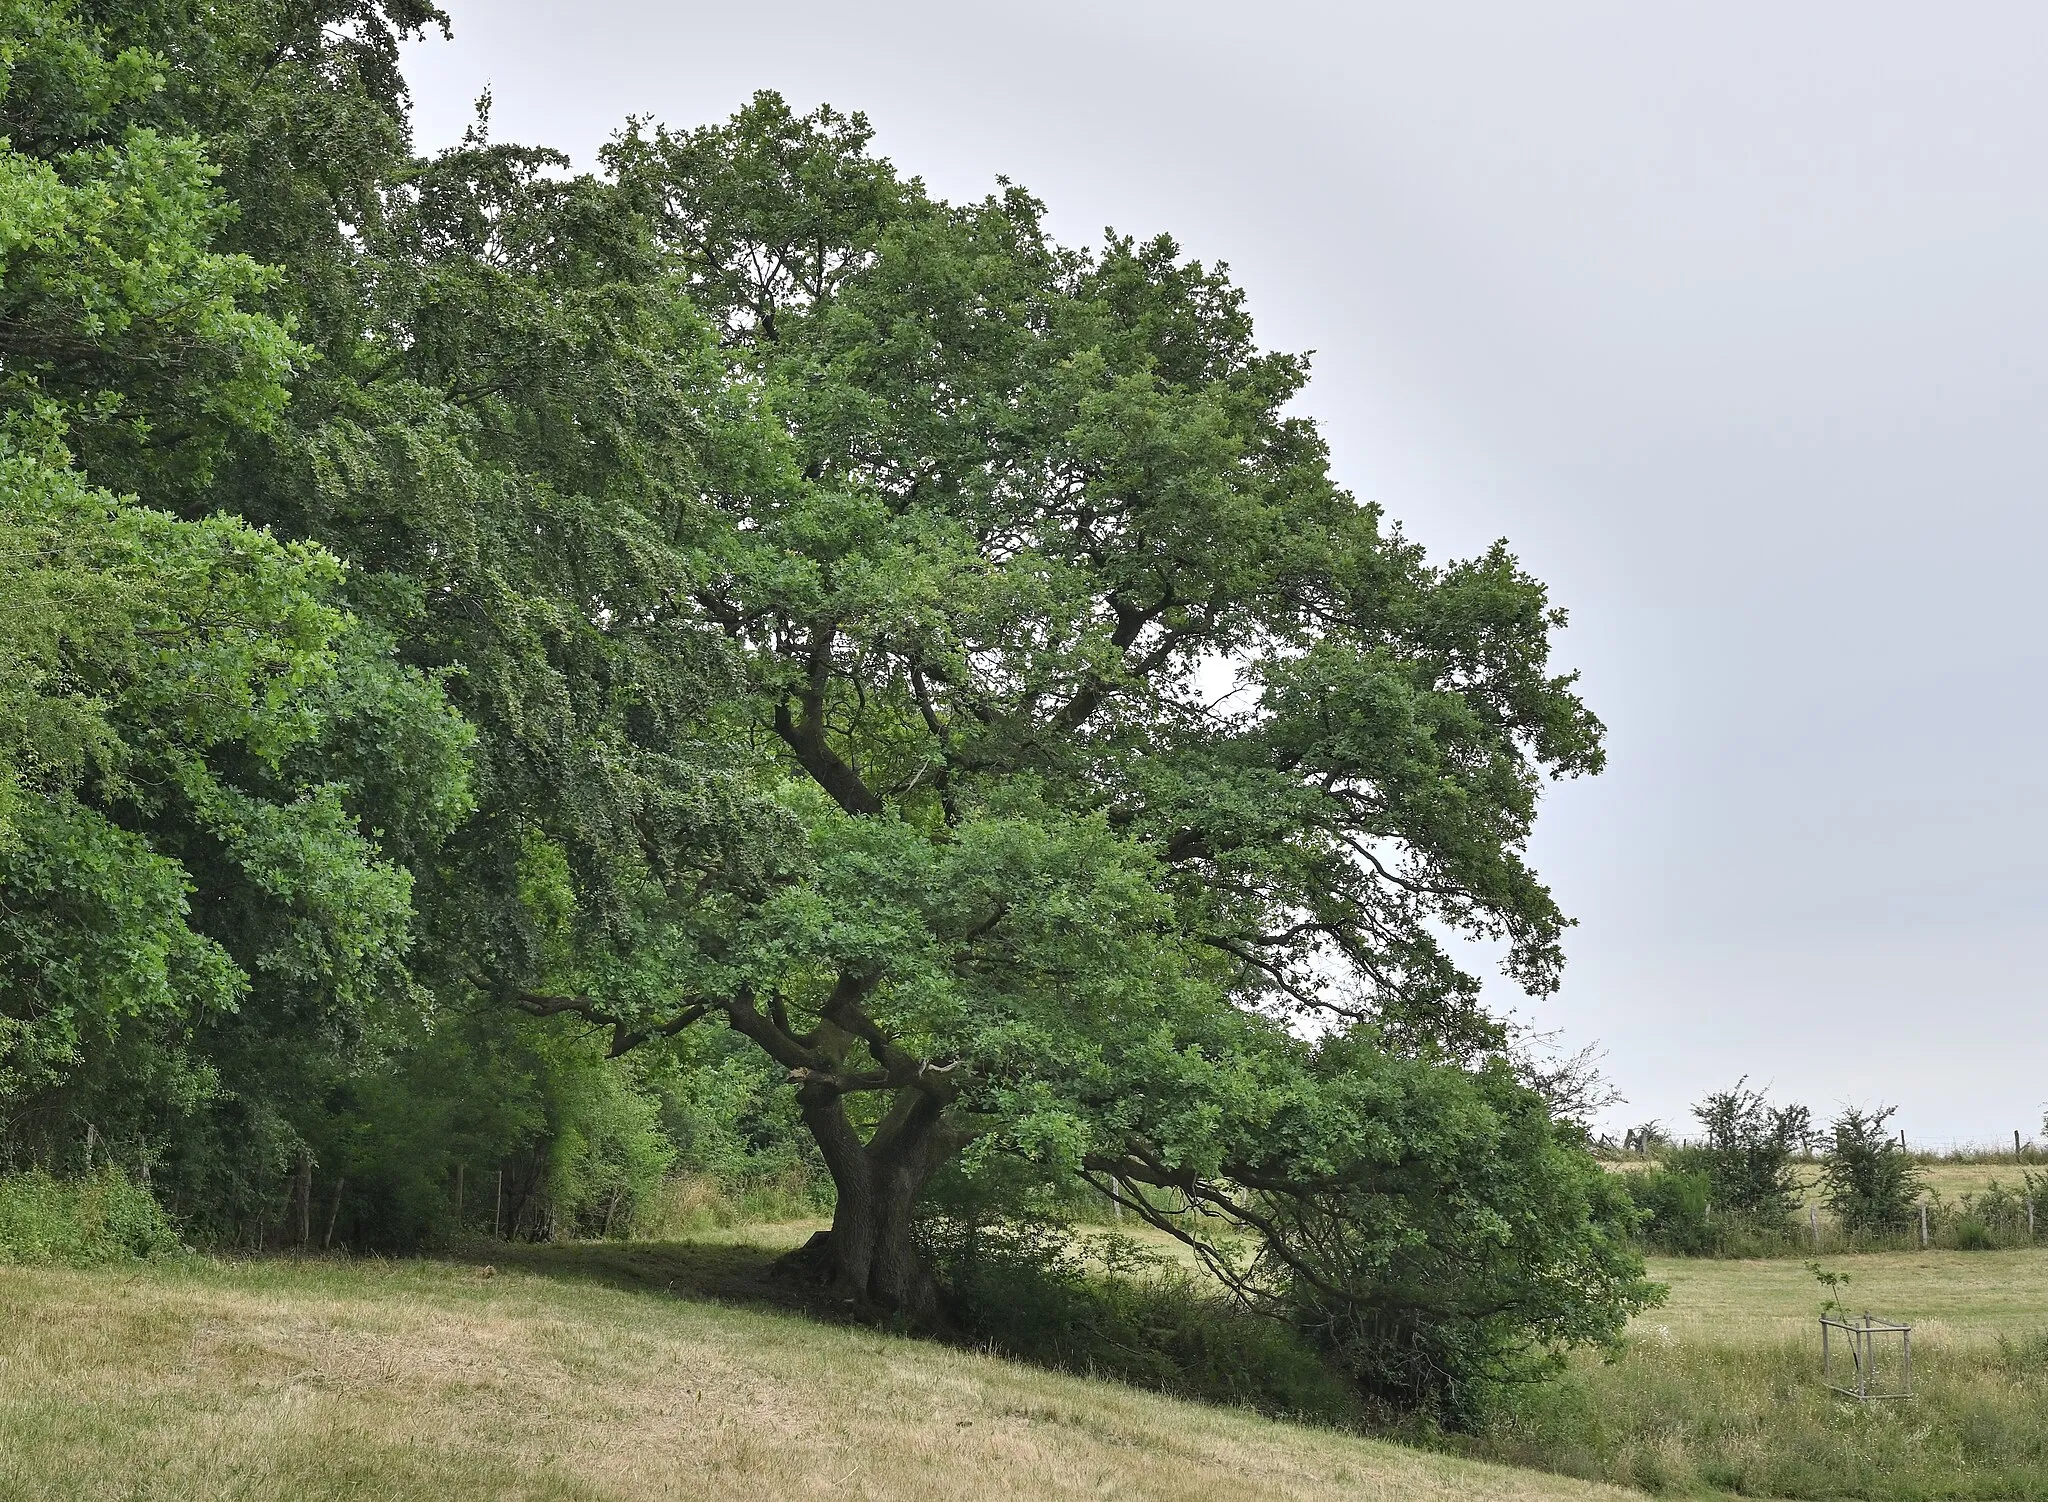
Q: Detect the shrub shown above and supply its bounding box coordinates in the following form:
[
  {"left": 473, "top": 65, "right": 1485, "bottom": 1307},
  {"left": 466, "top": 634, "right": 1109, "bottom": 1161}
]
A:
[
  {"left": 1820, "top": 1105, "right": 1922, "bottom": 1236},
  {"left": 1219, "top": 1050, "right": 1659, "bottom": 1429},
  {"left": 1962, "top": 1180, "right": 2029, "bottom": 1235},
  {"left": 0, "top": 1170, "right": 182, "bottom": 1265},
  {"left": 1955, "top": 1219, "right": 1995, "bottom": 1251},
  {"left": 918, "top": 1211, "right": 1360, "bottom": 1427},
  {"left": 1685, "top": 1081, "right": 1809, "bottom": 1229},
  {"left": 1627, "top": 1166, "right": 1720, "bottom": 1255}
]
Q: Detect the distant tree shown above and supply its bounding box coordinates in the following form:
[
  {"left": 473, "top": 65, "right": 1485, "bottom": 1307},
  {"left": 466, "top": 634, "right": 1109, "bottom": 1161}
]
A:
[
  {"left": 1673, "top": 1081, "right": 1809, "bottom": 1228},
  {"left": 1622, "top": 1121, "right": 1669, "bottom": 1156},
  {"left": 1819, "top": 1105, "right": 1922, "bottom": 1235}
]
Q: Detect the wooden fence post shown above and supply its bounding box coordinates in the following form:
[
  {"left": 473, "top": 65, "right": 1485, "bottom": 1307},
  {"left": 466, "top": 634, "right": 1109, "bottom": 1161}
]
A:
[
  {"left": 84, "top": 1122, "right": 96, "bottom": 1173},
  {"left": 1920, "top": 1202, "right": 1929, "bottom": 1248},
  {"left": 1810, "top": 1202, "right": 1819, "bottom": 1248},
  {"left": 495, "top": 1169, "right": 503, "bottom": 1240},
  {"left": 299, "top": 1154, "right": 313, "bottom": 1249},
  {"left": 323, "top": 1177, "right": 344, "bottom": 1250}
]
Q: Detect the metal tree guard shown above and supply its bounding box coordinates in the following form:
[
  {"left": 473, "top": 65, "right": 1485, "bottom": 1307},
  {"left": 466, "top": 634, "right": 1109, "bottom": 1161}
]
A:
[{"left": 1821, "top": 1313, "right": 1913, "bottom": 1401}]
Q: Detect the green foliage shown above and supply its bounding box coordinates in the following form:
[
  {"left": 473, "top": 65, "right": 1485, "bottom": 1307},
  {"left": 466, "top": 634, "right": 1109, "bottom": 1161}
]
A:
[
  {"left": 645, "top": 1027, "right": 823, "bottom": 1189},
  {"left": 1237, "top": 1051, "right": 1659, "bottom": 1426},
  {"left": 1626, "top": 1167, "right": 1719, "bottom": 1255},
  {"left": 263, "top": 1009, "right": 687, "bottom": 1252},
  {"left": 0, "top": 1168, "right": 180, "bottom": 1264},
  {"left": 1804, "top": 1258, "right": 1851, "bottom": 1317},
  {"left": 0, "top": 0, "right": 1643, "bottom": 1420},
  {"left": 1966, "top": 1177, "right": 2035, "bottom": 1234},
  {"left": 1955, "top": 1219, "right": 1995, "bottom": 1251},
  {"left": 919, "top": 1211, "right": 1360, "bottom": 1427},
  {"left": 0, "top": 2, "right": 304, "bottom": 495},
  {"left": 0, "top": 4, "right": 467, "bottom": 1175},
  {"left": 1820, "top": 1104, "right": 1922, "bottom": 1235},
  {"left": 1675, "top": 1080, "right": 1809, "bottom": 1230},
  {"left": 536, "top": 1042, "right": 678, "bottom": 1242}
]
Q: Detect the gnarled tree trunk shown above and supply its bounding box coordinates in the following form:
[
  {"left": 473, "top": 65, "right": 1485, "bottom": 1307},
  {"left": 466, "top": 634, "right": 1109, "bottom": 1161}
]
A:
[{"left": 781, "top": 1080, "right": 963, "bottom": 1320}]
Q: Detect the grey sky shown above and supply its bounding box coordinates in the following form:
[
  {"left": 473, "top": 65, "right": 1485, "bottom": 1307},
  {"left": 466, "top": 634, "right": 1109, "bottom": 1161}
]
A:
[{"left": 403, "top": 2, "right": 2048, "bottom": 1145}]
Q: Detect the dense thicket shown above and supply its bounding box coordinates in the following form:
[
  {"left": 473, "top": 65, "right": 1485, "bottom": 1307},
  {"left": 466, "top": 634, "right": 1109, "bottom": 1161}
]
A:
[
  {"left": 0, "top": 0, "right": 785, "bottom": 1247},
  {"left": 0, "top": 1, "right": 1652, "bottom": 1420}
]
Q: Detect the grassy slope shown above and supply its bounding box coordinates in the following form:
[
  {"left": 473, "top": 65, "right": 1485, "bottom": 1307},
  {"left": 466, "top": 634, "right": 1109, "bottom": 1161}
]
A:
[{"left": 0, "top": 1253, "right": 1634, "bottom": 1502}]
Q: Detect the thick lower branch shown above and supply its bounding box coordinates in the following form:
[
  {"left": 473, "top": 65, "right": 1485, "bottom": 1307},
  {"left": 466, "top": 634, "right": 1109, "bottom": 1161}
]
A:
[{"left": 515, "top": 992, "right": 710, "bottom": 1057}]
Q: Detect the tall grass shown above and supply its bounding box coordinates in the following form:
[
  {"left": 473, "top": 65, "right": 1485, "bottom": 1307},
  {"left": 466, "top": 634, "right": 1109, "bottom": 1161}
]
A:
[
  {"left": 627, "top": 1170, "right": 825, "bottom": 1238},
  {"left": 0, "top": 1169, "right": 182, "bottom": 1265},
  {"left": 1456, "top": 1329, "right": 2048, "bottom": 1499},
  {"left": 1432, "top": 1248, "right": 2048, "bottom": 1498}
]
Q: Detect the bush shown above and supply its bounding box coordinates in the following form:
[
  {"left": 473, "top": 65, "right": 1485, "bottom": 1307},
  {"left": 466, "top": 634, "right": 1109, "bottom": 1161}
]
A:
[
  {"left": 1820, "top": 1105, "right": 1922, "bottom": 1236},
  {"left": 918, "top": 1211, "right": 1360, "bottom": 1427},
  {"left": 0, "top": 1170, "right": 182, "bottom": 1265},
  {"left": 1249, "top": 1051, "right": 1658, "bottom": 1428},
  {"left": 1627, "top": 1166, "right": 1719, "bottom": 1255},
  {"left": 1685, "top": 1081, "right": 1809, "bottom": 1230},
  {"left": 1955, "top": 1219, "right": 1995, "bottom": 1251}
]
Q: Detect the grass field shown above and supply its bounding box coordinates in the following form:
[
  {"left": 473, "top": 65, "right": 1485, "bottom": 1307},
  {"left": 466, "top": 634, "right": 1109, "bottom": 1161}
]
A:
[
  {"left": 0, "top": 1251, "right": 1633, "bottom": 1502},
  {"left": 1606, "top": 1158, "right": 2042, "bottom": 1208},
  {"left": 1648, "top": 1247, "right": 2048, "bottom": 1340},
  {"left": 1454, "top": 1247, "right": 2048, "bottom": 1498},
  {"left": 8, "top": 1225, "right": 2048, "bottom": 1500},
  {"left": 1906, "top": 1164, "right": 2043, "bottom": 1203}
]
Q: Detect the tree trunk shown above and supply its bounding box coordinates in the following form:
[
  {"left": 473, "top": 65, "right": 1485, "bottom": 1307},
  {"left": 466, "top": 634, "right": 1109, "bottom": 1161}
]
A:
[{"left": 780, "top": 1083, "right": 958, "bottom": 1321}]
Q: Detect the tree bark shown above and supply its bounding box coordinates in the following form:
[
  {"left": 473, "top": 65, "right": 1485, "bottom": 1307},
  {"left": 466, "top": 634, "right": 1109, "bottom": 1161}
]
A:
[{"left": 780, "top": 1082, "right": 959, "bottom": 1321}]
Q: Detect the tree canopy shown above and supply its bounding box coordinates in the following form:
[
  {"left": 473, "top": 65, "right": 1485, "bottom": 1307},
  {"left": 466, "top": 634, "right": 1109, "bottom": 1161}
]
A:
[
  {"left": 0, "top": 0, "right": 466, "bottom": 1146},
  {"left": 0, "top": 2, "right": 1652, "bottom": 1420}
]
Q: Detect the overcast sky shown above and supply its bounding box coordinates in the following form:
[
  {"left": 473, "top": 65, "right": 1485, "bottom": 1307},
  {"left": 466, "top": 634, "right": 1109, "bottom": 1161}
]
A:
[{"left": 402, "top": 1, "right": 2048, "bottom": 1145}]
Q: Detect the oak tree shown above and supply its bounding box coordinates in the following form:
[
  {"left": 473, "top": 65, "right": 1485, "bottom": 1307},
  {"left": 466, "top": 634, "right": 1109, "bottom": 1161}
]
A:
[{"left": 497, "top": 100, "right": 1641, "bottom": 1372}]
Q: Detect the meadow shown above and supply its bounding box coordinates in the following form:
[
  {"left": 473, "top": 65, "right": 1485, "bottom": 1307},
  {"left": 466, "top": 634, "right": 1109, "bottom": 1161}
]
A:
[
  {"left": 5, "top": 1213, "right": 2047, "bottom": 1501},
  {"left": 0, "top": 1253, "right": 1628, "bottom": 1502},
  {"left": 1458, "top": 1247, "right": 2048, "bottom": 1499}
]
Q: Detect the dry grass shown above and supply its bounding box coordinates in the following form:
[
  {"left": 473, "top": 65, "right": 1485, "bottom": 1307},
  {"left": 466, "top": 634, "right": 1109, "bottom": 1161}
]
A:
[
  {"left": 0, "top": 1254, "right": 1632, "bottom": 1502},
  {"left": 630, "top": 1172, "right": 825, "bottom": 1239}
]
